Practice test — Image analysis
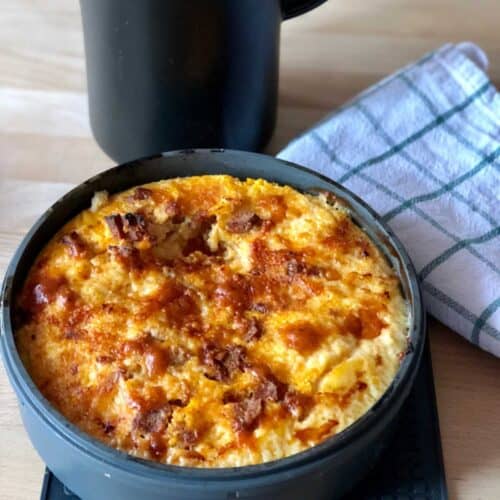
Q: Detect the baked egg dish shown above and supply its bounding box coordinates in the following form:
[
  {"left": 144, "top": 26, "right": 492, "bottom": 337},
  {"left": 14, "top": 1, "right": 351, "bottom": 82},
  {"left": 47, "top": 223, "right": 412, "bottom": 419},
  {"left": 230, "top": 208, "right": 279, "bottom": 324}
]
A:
[{"left": 15, "top": 175, "right": 409, "bottom": 467}]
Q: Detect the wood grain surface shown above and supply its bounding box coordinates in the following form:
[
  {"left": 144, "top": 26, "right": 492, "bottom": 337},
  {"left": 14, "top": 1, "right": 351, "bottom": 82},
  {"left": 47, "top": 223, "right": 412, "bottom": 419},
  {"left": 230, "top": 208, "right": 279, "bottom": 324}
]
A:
[{"left": 1, "top": 1, "right": 500, "bottom": 499}]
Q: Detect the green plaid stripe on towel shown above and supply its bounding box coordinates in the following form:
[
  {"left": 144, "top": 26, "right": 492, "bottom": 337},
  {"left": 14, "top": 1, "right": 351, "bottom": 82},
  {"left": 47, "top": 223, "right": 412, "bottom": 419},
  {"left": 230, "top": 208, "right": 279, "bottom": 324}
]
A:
[{"left": 279, "top": 43, "right": 500, "bottom": 357}]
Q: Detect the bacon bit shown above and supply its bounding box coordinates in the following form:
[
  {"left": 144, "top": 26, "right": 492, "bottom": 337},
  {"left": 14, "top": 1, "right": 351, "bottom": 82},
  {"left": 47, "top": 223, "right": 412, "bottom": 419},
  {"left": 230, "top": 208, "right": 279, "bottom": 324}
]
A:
[
  {"left": 251, "top": 239, "right": 317, "bottom": 281},
  {"left": 177, "top": 427, "right": 199, "bottom": 449},
  {"left": 233, "top": 397, "right": 263, "bottom": 432},
  {"left": 201, "top": 343, "right": 247, "bottom": 382},
  {"left": 103, "top": 422, "right": 116, "bottom": 434},
  {"left": 222, "top": 390, "right": 242, "bottom": 404},
  {"left": 132, "top": 187, "right": 153, "bottom": 200},
  {"left": 254, "top": 375, "right": 287, "bottom": 402},
  {"left": 96, "top": 355, "right": 114, "bottom": 363},
  {"left": 283, "top": 391, "right": 313, "bottom": 421},
  {"left": 133, "top": 404, "right": 172, "bottom": 434},
  {"left": 357, "top": 381, "right": 368, "bottom": 391},
  {"left": 105, "top": 214, "right": 125, "bottom": 239},
  {"left": 360, "top": 246, "right": 371, "bottom": 258},
  {"left": 168, "top": 398, "right": 188, "bottom": 408},
  {"left": 243, "top": 317, "right": 262, "bottom": 342},
  {"left": 164, "top": 200, "right": 184, "bottom": 224},
  {"left": 105, "top": 213, "right": 148, "bottom": 242},
  {"left": 280, "top": 322, "right": 329, "bottom": 355},
  {"left": 123, "top": 213, "right": 148, "bottom": 241},
  {"left": 61, "top": 231, "right": 86, "bottom": 257},
  {"left": 226, "top": 211, "right": 262, "bottom": 233},
  {"left": 183, "top": 213, "right": 217, "bottom": 256}
]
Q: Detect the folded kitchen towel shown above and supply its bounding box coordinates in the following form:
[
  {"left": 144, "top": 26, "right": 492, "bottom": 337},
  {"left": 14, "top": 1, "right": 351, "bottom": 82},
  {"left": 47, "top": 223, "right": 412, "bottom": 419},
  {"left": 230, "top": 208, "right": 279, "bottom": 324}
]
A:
[{"left": 278, "top": 43, "right": 500, "bottom": 357}]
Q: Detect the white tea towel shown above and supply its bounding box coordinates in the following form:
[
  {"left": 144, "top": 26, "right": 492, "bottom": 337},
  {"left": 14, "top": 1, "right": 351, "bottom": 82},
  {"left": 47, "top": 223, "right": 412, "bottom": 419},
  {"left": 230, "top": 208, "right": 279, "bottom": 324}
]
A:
[{"left": 278, "top": 43, "right": 500, "bottom": 357}]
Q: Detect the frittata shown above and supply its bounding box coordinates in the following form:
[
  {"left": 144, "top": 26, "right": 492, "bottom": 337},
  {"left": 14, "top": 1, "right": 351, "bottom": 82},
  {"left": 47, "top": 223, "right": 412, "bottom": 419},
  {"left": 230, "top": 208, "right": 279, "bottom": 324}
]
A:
[{"left": 15, "top": 175, "right": 409, "bottom": 467}]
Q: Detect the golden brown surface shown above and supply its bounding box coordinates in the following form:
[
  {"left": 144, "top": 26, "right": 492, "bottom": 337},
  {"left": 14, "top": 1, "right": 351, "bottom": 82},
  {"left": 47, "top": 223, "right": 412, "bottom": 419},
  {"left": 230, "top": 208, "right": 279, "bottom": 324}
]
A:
[{"left": 15, "top": 175, "right": 408, "bottom": 467}]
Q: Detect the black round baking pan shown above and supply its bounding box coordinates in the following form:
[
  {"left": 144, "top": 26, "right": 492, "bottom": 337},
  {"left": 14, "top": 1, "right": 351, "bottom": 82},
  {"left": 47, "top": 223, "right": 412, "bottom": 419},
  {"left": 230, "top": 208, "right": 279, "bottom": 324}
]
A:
[{"left": 0, "top": 149, "right": 425, "bottom": 500}]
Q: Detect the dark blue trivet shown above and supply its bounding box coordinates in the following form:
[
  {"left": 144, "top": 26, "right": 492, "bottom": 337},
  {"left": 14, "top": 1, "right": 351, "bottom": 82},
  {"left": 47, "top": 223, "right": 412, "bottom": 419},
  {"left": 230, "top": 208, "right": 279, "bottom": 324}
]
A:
[{"left": 41, "top": 337, "right": 447, "bottom": 500}]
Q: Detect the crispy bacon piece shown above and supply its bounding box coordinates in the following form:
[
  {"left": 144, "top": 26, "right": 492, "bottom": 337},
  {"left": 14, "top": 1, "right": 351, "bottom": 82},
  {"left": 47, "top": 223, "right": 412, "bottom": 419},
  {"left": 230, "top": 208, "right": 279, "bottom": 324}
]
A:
[
  {"left": 123, "top": 213, "right": 148, "bottom": 241},
  {"left": 283, "top": 390, "right": 313, "bottom": 421},
  {"left": 183, "top": 213, "right": 217, "bottom": 256},
  {"left": 176, "top": 427, "right": 199, "bottom": 449},
  {"left": 96, "top": 355, "right": 114, "bottom": 364},
  {"left": 201, "top": 343, "right": 247, "bottom": 382},
  {"left": 164, "top": 200, "right": 184, "bottom": 224},
  {"left": 105, "top": 214, "right": 125, "bottom": 239},
  {"left": 103, "top": 422, "right": 115, "bottom": 434},
  {"left": 233, "top": 396, "right": 263, "bottom": 432},
  {"left": 226, "top": 211, "right": 262, "bottom": 233},
  {"left": 254, "top": 377, "right": 279, "bottom": 402},
  {"left": 132, "top": 187, "right": 153, "bottom": 200},
  {"left": 253, "top": 370, "right": 288, "bottom": 401},
  {"left": 133, "top": 404, "right": 172, "bottom": 434},
  {"left": 61, "top": 231, "right": 86, "bottom": 257},
  {"left": 105, "top": 213, "right": 148, "bottom": 242}
]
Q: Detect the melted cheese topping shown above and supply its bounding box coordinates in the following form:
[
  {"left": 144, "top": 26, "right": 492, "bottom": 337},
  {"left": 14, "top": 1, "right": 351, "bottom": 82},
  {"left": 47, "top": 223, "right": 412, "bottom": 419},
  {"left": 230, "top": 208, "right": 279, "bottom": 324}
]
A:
[{"left": 15, "top": 175, "right": 409, "bottom": 467}]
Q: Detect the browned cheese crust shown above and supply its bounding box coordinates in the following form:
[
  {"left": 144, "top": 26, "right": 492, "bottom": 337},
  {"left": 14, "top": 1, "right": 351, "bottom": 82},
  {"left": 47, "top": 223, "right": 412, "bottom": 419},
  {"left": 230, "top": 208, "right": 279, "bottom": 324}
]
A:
[{"left": 15, "top": 176, "right": 409, "bottom": 467}]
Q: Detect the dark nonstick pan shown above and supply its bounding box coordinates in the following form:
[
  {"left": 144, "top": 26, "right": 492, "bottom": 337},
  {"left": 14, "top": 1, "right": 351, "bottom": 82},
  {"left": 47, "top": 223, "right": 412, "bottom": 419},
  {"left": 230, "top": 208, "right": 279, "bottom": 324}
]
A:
[{"left": 0, "top": 149, "right": 425, "bottom": 500}]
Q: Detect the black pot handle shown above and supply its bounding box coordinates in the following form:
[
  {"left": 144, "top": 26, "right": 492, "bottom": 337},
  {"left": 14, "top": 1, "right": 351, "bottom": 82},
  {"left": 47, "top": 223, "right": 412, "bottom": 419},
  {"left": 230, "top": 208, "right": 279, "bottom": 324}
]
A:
[{"left": 281, "top": 0, "right": 328, "bottom": 20}]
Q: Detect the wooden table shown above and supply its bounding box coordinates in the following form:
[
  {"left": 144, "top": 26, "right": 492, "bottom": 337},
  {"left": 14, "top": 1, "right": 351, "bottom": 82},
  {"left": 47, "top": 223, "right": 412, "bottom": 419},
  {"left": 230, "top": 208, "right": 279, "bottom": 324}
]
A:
[{"left": 1, "top": 1, "right": 500, "bottom": 499}]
